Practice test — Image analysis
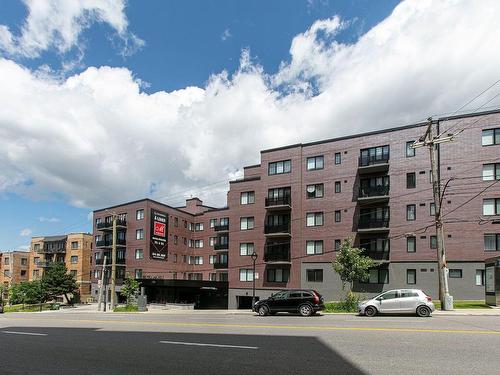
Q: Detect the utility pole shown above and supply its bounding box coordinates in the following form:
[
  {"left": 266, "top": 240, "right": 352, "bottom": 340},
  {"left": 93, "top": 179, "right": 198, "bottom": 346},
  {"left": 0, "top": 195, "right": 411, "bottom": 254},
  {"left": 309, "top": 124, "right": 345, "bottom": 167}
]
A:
[
  {"left": 110, "top": 214, "right": 117, "bottom": 310},
  {"left": 97, "top": 255, "right": 107, "bottom": 311},
  {"left": 412, "top": 117, "right": 454, "bottom": 310}
]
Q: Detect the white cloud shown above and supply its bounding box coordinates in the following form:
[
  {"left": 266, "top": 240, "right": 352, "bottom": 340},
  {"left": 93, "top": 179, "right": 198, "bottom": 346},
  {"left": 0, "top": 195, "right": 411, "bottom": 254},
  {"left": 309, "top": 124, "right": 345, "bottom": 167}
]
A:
[
  {"left": 1, "top": 0, "right": 500, "bottom": 208},
  {"left": 0, "top": 0, "right": 143, "bottom": 58},
  {"left": 39, "top": 216, "right": 60, "bottom": 223},
  {"left": 221, "top": 28, "right": 232, "bottom": 41},
  {"left": 20, "top": 228, "right": 32, "bottom": 237}
]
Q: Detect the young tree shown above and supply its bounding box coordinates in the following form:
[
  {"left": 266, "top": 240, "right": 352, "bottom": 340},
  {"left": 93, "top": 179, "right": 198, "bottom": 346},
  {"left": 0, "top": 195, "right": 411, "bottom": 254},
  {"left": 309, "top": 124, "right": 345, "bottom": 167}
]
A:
[
  {"left": 120, "top": 277, "right": 141, "bottom": 305},
  {"left": 42, "top": 262, "right": 79, "bottom": 304},
  {"left": 332, "top": 237, "right": 375, "bottom": 293}
]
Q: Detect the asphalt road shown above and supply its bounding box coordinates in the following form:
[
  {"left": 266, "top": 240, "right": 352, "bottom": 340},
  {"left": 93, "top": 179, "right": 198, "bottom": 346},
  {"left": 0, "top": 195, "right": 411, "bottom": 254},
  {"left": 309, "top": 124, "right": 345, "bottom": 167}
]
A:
[{"left": 1, "top": 311, "right": 499, "bottom": 375}]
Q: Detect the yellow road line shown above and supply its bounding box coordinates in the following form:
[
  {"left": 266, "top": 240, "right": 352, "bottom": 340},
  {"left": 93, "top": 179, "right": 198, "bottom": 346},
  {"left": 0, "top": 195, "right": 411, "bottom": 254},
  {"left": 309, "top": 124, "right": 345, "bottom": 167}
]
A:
[{"left": 3, "top": 317, "right": 500, "bottom": 335}]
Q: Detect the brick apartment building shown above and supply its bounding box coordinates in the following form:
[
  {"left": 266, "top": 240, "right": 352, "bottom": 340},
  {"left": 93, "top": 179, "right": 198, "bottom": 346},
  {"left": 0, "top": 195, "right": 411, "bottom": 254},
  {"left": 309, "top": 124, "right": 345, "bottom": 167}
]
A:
[
  {"left": 0, "top": 251, "right": 30, "bottom": 286},
  {"left": 29, "top": 233, "right": 93, "bottom": 301},
  {"left": 92, "top": 109, "right": 500, "bottom": 308}
]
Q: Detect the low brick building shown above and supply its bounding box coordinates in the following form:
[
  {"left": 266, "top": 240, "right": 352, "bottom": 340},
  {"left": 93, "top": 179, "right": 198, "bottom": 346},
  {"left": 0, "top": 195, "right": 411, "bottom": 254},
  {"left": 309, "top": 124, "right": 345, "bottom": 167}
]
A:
[{"left": 0, "top": 251, "right": 30, "bottom": 286}]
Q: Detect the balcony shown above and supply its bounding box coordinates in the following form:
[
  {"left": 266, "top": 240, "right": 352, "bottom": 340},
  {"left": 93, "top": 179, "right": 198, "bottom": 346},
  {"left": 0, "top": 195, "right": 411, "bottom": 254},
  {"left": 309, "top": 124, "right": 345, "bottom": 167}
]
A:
[
  {"left": 95, "top": 238, "right": 126, "bottom": 248},
  {"left": 358, "top": 155, "right": 389, "bottom": 174},
  {"left": 214, "top": 224, "right": 229, "bottom": 232},
  {"left": 264, "top": 223, "right": 291, "bottom": 237},
  {"left": 95, "top": 257, "right": 126, "bottom": 265},
  {"left": 35, "top": 261, "right": 65, "bottom": 268},
  {"left": 357, "top": 218, "right": 390, "bottom": 232},
  {"left": 214, "top": 242, "right": 229, "bottom": 250},
  {"left": 96, "top": 219, "right": 127, "bottom": 231},
  {"left": 265, "top": 196, "right": 291, "bottom": 210},
  {"left": 213, "top": 261, "right": 229, "bottom": 269},
  {"left": 264, "top": 243, "right": 291, "bottom": 264},
  {"left": 37, "top": 246, "right": 66, "bottom": 254},
  {"left": 358, "top": 185, "right": 390, "bottom": 204},
  {"left": 359, "top": 241, "right": 390, "bottom": 262}
]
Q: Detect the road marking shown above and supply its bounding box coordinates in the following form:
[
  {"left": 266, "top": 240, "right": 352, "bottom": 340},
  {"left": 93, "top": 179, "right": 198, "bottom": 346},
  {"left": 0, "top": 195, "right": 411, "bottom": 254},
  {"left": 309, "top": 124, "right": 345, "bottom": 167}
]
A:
[
  {"left": 159, "top": 340, "right": 258, "bottom": 349},
  {"left": 5, "top": 317, "right": 500, "bottom": 335},
  {"left": 2, "top": 331, "right": 47, "bottom": 336}
]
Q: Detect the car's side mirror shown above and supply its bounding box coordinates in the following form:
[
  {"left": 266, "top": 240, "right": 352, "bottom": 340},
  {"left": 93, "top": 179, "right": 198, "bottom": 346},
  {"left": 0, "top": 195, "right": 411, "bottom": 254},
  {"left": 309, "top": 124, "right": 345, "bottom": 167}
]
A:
[{"left": 376, "top": 297, "right": 383, "bottom": 302}]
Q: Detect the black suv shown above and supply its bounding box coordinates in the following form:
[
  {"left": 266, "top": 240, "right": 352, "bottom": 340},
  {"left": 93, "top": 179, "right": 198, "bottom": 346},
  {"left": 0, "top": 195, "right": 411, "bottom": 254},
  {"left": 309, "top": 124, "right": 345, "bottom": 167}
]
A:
[{"left": 254, "top": 289, "right": 325, "bottom": 316}]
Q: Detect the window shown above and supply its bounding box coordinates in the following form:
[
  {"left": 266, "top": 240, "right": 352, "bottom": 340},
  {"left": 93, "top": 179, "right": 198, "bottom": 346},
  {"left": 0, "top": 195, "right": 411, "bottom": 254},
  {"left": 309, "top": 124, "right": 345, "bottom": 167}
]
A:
[
  {"left": 209, "top": 273, "right": 217, "bottom": 281},
  {"left": 183, "top": 237, "right": 187, "bottom": 245},
  {"left": 449, "top": 269, "right": 462, "bottom": 278},
  {"left": 174, "top": 235, "right": 178, "bottom": 245},
  {"left": 407, "top": 236, "right": 416, "bottom": 252},
  {"left": 188, "top": 239, "right": 194, "bottom": 248},
  {"left": 483, "top": 163, "right": 500, "bottom": 180},
  {"left": 95, "top": 218, "right": 102, "bottom": 225},
  {"left": 34, "top": 257, "right": 40, "bottom": 265},
  {"left": 33, "top": 269, "right": 40, "bottom": 278},
  {"left": 406, "top": 172, "right": 416, "bottom": 189},
  {"left": 306, "top": 240, "right": 323, "bottom": 255},
  {"left": 367, "top": 269, "right": 389, "bottom": 284},
  {"left": 335, "top": 181, "right": 341, "bottom": 193},
  {"left": 484, "top": 234, "right": 500, "bottom": 251},
  {"left": 21, "top": 258, "right": 28, "bottom": 266},
  {"left": 379, "top": 291, "right": 398, "bottom": 299},
  {"left": 240, "top": 217, "right": 255, "bottom": 230},
  {"left": 267, "top": 268, "right": 290, "bottom": 283},
  {"left": 306, "top": 184, "right": 324, "bottom": 199},
  {"left": 360, "top": 145, "right": 390, "bottom": 166},
  {"left": 220, "top": 217, "right": 229, "bottom": 226},
  {"left": 209, "top": 255, "right": 216, "bottom": 264},
  {"left": 174, "top": 217, "right": 178, "bottom": 227},
  {"left": 194, "top": 240, "right": 203, "bottom": 248},
  {"left": 210, "top": 218, "right": 217, "bottom": 228},
  {"left": 136, "top": 209, "right": 144, "bottom": 220},
  {"left": 135, "top": 269, "right": 143, "bottom": 279},
  {"left": 173, "top": 254, "right": 177, "bottom": 263},
  {"left": 189, "top": 256, "right": 204, "bottom": 265},
  {"left": 268, "top": 160, "right": 291, "bottom": 175},
  {"left": 482, "top": 128, "right": 500, "bottom": 146},
  {"left": 334, "top": 210, "right": 341, "bottom": 223},
  {"left": 188, "top": 222, "right": 194, "bottom": 231},
  {"left": 240, "top": 243, "right": 255, "bottom": 256},
  {"left": 430, "top": 203, "right": 436, "bottom": 216},
  {"left": 306, "top": 212, "right": 323, "bottom": 226},
  {"left": 21, "top": 270, "right": 27, "bottom": 277},
  {"left": 483, "top": 198, "right": 500, "bottom": 215},
  {"left": 307, "top": 156, "right": 324, "bottom": 171},
  {"left": 71, "top": 241, "right": 78, "bottom": 249},
  {"left": 195, "top": 223, "right": 204, "bottom": 231},
  {"left": 406, "top": 269, "right": 417, "bottom": 284},
  {"left": 70, "top": 270, "right": 77, "bottom": 277},
  {"left": 135, "top": 249, "right": 143, "bottom": 259},
  {"left": 335, "top": 152, "right": 341, "bottom": 164},
  {"left": 334, "top": 239, "right": 341, "bottom": 251},
  {"left": 240, "top": 191, "right": 255, "bottom": 205},
  {"left": 476, "top": 270, "right": 485, "bottom": 286},
  {"left": 307, "top": 269, "right": 323, "bottom": 282},
  {"left": 239, "top": 269, "right": 254, "bottom": 282},
  {"left": 219, "top": 273, "right": 228, "bottom": 282},
  {"left": 406, "top": 141, "right": 415, "bottom": 157},
  {"left": 136, "top": 229, "right": 144, "bottom": 240},
  {"left": 430, "top": 235, "right": 437, "bottom": 249},
  {"left": 4, "top": 257, "right": 9, "bottom": 265},
  {"left": 188, "top": 273, "right": 203, "bottom": 281},
  {"left": 406, "top": 204, "right": 416, "bottom": 221},
  {"left": 70, "top": 256, "right": 78, "bottom": 264},
  {"left": 429, "top": 170, "right": 433, "bottom": 183},
  {"left": 34, "top": 243, "right": 40, "bottom": 252}
]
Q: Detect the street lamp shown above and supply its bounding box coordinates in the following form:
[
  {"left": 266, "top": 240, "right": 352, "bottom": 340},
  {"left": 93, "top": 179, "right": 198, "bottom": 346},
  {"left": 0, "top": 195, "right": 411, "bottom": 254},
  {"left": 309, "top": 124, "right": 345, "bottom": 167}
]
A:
[{"left": 251, "top": 252, "right": 257, "bottom": 311}]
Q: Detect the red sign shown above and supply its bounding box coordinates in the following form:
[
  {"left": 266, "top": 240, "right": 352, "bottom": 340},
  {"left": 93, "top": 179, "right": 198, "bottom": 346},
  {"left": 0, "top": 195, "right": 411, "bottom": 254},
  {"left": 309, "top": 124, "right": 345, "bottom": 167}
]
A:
[{"left": 154, "top": 222, "right": 165, "bottom": 237}]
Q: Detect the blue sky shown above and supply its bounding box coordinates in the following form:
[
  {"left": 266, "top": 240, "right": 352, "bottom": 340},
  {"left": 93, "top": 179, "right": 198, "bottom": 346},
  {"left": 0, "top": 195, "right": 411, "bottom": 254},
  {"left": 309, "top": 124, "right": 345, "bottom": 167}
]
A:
[{"left": 0, "top": 0, "right": 498, "bottom": 251}]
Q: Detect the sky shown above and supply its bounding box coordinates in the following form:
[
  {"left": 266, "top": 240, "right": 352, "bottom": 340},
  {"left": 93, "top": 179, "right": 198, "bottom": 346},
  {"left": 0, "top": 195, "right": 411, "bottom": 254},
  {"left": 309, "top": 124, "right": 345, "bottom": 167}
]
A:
[{"left": 0, "top": 0, "right": 499, "bottom": 251}]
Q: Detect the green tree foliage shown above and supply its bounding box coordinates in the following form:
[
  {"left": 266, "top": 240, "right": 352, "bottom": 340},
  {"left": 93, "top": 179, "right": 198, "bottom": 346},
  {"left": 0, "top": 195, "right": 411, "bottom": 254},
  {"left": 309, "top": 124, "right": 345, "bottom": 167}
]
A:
[
  {"left": 8, "top": 281, "right": 46, "bottom": 305},
  {"left": 42, "top": 262, "right": 79, "bottom": 304},
  {"left": 120, "top": 277, "right": 141, "bottom": 305},
  {"left": 332, "top": 238, "right": 375, "bottom": 292}
]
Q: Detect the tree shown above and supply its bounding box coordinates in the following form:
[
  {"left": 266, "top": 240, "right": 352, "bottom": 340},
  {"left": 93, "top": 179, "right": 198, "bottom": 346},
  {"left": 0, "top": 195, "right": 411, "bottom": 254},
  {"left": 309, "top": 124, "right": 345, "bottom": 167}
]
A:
[
  {"left": 332, "top": 237, "right": 375, "bottom": 293},
  {"left": 8, "top": 281, "right": 46, "bottom": 305},
  {"left": 42, "top": 262, "right": 79, "bottom": 304},
  {"left": 120, "top": 277, "right": 141, "bottom": 305}
]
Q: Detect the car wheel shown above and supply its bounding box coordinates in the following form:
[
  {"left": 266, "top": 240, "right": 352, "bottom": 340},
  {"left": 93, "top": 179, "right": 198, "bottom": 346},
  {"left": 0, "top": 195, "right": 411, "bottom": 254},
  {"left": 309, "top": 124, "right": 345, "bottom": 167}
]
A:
[
  {"left": 416, "top": 305, "right": 431, "bottom": 317},
  {"left": 364, "top": 306, "right": 377, "bottom": 317},
  {"left": 299, "top": 304, "right": 313, "bottom": 317},
  {"left": 258, "top": 305, "right": 269, "bottom": 316}
]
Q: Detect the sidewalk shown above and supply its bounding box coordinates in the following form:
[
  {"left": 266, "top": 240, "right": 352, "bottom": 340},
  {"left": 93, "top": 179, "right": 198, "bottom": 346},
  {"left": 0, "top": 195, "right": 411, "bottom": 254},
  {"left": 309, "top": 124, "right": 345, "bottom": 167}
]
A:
[{"left": 432, "top": 308, "right": 500, "bottom": 316}]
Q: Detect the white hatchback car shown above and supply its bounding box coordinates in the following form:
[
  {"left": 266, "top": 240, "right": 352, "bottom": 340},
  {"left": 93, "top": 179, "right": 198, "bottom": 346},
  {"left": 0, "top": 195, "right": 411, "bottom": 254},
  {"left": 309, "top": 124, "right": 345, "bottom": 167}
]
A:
[{"left": 358, "top": 289, "right": 435, "bottom": 317}]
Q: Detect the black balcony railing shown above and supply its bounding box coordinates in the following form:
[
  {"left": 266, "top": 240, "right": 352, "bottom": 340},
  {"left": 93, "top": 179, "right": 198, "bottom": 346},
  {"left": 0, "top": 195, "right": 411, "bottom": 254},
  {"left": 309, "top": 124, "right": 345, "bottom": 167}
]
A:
[
  {"left": 214, "top": 224, "right": 229, "bottom": 232},
  {"left": 214, "top": 261, "right": 228, "bottom": 269},
  {"left": 264, "top": 243, "right": 291, "bottom": 263},
  {"left": 265, "top": 196, "right": 291, "bottom": 207},
  {"left": 214, "top": 243, "right": 229, "bottom": 250},
  {"left": 38, "top": 247, "right": 66, "bottom": 254},
  {"left": 358, "top": 154, "right": 390, "bottom": 167},
  {"left": 358, "top": 218, "right": 390, "bottom": 230},
  {"left": 264, "top": 223, "right": 291, "bottom": 234},
  {"left": 359, "top": 185, "right": 390, "bottom": 198},
  {"left": 95, "top": 258, "right": 126, "bottom": 265},
  {"left": 96, "top": 219, "right": 127, "bottom": 230},
  {"left": 95, "top": 238, "right": 126, "bottom": 247},
  {"left": 35, "top": 261, "right": 65, "bottom": 268},
  {"left": 359, "top": 246, "right": 390, "bottom": 261}
]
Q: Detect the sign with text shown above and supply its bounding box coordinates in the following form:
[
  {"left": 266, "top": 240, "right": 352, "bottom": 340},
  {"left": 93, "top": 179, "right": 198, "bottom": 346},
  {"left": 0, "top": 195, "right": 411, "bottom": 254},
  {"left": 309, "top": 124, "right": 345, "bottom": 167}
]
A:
[{"left": 150, "top": 209, "right": 168, "bottom": 260}]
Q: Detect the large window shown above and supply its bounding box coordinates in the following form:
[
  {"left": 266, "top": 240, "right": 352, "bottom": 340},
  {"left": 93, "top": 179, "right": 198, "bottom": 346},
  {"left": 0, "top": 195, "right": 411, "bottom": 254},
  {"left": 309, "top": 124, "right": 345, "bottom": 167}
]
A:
[
  {"left": 406, "top": 269, "right": 416, "bottom": 284},
  {"left": 483, "top": 199, "right": 500, "bottom": 215},
  {"left": 194, "top": 240, "right": 203, "bottom": 248},
  {"left": 367, "top": 268, "right": 389, "bottom": 284},
  {"left": 407, "top": 236, "right": 416, "bottom": 252},
  {"left": 268, "top": 160, "right": 291, "bottom": 175},
  {"left": 240, "top": 243, "right": 255, "bottom": 256},
  {"left": 306, "top": 240, "right": 323, "bottom": 255},
  {"left": 306, "top": 212, "right": 324, "bottom": 226},
  {"left": 306, "top": 184, "right": 324, "bottom": 199},
  {"left": 210, "top": 218, "right": 217, "bottom": 228},
  {"left": 406, "top": 172, "right": 416, "bottom": 189},
  {"left": 406, "top": 141, "right": 416, "bottom": 157},
  {"left": 483, "top": 163, "right": 500, "bottom": 180},
  {"left": 136, "top": 209, "right": 144, "bottom": 220},
  {"left": 406, "top": 204, "right": 416, "bottom": 221},
  {"left": 239, "top": 269, "right": 254, "bottom": 282},
  {"left": 307, "top": 156, "right": 324, "bottom": 171},
  {"left": 482, "top": 128, "right": 500, "bottom": 146},
  {"left": 360, "top": 145, "right": 390, "bottom": 166},
  {"left": 240, "top": 191, "right": 255, "bottom": 205},
  {"left": 195, "top": 223, "right": 204, "bottom": 231},
  {"left": 484, "top": 234, "right": 500, "bottom": 251},
  {"left": 136, "top": 229, "right": 144, "bottom": 240},
  {"left": 307, "top": 269, "right": 323, "bottom": 282},
  {"left": 267, "top": 268, "right": 290, "bottom": 283},
  {"left": 240, "top": 217, "right": 255, "bottom": 230},
  {"left": 189, "top": 256, "right": 204, "bottom": 265}
]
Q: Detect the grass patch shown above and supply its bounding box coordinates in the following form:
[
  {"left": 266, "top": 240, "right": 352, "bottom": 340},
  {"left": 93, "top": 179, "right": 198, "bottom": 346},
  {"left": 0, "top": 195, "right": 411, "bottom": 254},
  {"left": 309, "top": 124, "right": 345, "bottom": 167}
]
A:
[
  {"left": 434, "top": 300, "right": 490, "bottom": 309},
  {"left": 324, "top": 301, "right": 358, "bottom": 313},
  {"left": 113, "top": 304, "right": 139, "bottom": 312},
  {"left": 3, "top": 303, "right": 54, "bottom": 312}
]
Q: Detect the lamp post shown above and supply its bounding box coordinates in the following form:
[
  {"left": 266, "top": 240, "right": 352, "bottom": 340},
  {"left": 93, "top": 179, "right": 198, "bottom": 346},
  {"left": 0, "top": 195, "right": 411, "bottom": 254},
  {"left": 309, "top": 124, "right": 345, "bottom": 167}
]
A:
[{"left": 251, "top": 252, "right": 257, "bottom": 311}]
